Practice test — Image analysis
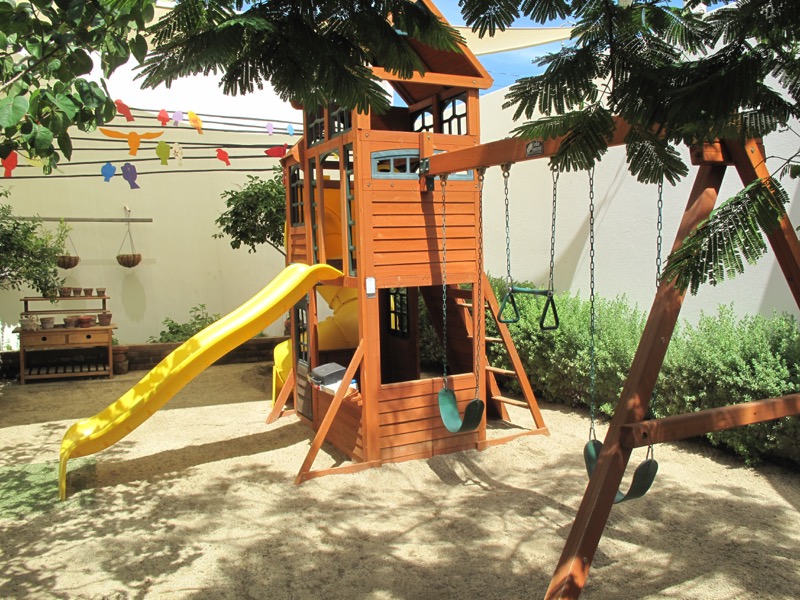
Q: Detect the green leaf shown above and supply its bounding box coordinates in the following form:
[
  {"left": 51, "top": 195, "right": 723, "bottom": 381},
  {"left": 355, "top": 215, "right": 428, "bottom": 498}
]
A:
[
  {"left": 57, "top": 131, "right": 72, "bottom": 160},
  {"left": 130, "top": 33, "right": 147, "bottom": 64},
  {"left": 22, "top": 122, "right": 54, "bottom": 152},
  {"left": 66, "top": 48, "right": 94, "bottom": 76},
  {"left": 0, "top": 95, "right": 29, "bottom": 127},
  {"left": 46, "top": 92, "right": 78, "bottom": 120}
]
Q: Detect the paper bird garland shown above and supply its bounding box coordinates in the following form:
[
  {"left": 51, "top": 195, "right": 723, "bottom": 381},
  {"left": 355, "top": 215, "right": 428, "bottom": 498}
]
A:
[
  {"left": 101, "top": 162, "right": 116, "bottom": 181},
  {"left": 157, "top": 109, "right": 170, "bottom": 126},
  {"left": 187, "top": 111, "right": 203, "bottom": 135},
  {"left": 121, "top": 163, "right": 140, "bottom": 189},
  {"left": 155, "top": 141, "right": 170, "bottom": 165},
  {"left": 2, "top": 151, "right": 18, "bottom": 178},
  {"left": 216, "top": 149, "right": 230, "bottom": 166},
  {"left": 115, "top": 100, "right": 134, "bottom": 122},
  {"left": 99, "top": 128, "right": 164, "bottom": 155}
]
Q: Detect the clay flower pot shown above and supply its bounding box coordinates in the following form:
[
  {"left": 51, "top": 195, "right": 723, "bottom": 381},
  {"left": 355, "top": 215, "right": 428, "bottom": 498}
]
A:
[
  {"left": 59, "top": 287, "right": 71, "bottom": 297},
  {"left": 63, "top": 316, "right": 79, "bottom": 328},
  {"left": 96, "top": 287, "right": 106, "bottom": 296},
  {"left": 57, "top": 255, "right": 80, "bottom": 269},
  {"left": 77, "top": 315, "right": 94, "bottom": 328},
  {"left": 83, "top": 288, "right": 93, "bottom": 296},
  {"left": 97, "top": 313, "right": 112, "bottom": 326},
  {"left": 39, "top": 317, "right": 55, "bottom": 330},
  {"left": 116, "top": 253, "right": 142, "bottom": 268},
  {"left": 71, "top": 287, "right": 82, "bottom": 296}
]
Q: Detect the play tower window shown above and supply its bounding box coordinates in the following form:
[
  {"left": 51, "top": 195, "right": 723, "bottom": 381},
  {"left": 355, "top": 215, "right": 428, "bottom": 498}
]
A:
[
  {"left": 411, "top": 108, "right": 434, "bottom": 132},
  {"left": 306, "top": 106, "right": 325, "bottom": 146},
  {"left": 387, "top": 288, "right": 410, "bottom": 338},
  {"left": 294, "top": 297, "right": 309, "bottom": 364},
  {"left": 440, "top": 93, "right": 467, "bottom": 135},
  {"left": 371, "top": 150, "right": 421, "bottom": 179},
  {"left": 289, "top": 165, "right": 304, "bottom": 226},
  {"left": 329, "top": 104, "right": 352, "bottom": 138}
]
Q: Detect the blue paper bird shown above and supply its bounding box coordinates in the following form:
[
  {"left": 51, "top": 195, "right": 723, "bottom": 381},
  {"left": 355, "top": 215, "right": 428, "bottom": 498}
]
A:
[{"left": 101, "top": 162, "right": 116, "bottom": 182}]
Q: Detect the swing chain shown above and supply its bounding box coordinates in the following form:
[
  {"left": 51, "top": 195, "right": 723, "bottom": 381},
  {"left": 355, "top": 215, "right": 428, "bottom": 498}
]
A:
[
  {"left": 656, "top": 178, "right": 663, "bottom": 287},
  {"left": 502, "top": 163, "right": 513, "bottom": 289},
  {"left": 588, "top": 166, "right": 597, "bottom": 441},
  {"left": 441, "top": 174, "right": 449, "bottom": 382},
  {"left": 475, "top": 168, "right": 486, "bottom": 400},
  {"left": 549, "top": 169, "right": 559, "bottom": 292}
]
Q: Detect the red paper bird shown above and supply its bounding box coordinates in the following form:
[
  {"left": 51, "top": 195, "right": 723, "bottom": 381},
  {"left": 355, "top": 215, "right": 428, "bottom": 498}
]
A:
[
  {"left": 216, "top": 148, "right": 230, "bottom": 166},
  {"left": 2, "top": 151, "right": 18, "bottom": 178},
  {"left": 115, "top": 100, "right": 134, "bottom": 122},
  {"left": 99, "top": 128, "right": 163, "bottom": 156},
  {"left": 264, "top": 144, "right": 288, "bottom": 158},
  {"left": 157, "top": 109, "right": 170, "bottom": 126}
]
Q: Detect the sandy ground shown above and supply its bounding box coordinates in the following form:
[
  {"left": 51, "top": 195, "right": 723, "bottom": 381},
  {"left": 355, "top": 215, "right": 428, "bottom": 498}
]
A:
[{"left": 0, "top": 362, "right": 798, "bottom": 600}]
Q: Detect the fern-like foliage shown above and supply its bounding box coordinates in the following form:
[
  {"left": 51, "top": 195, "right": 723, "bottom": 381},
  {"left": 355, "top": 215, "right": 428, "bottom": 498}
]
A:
[
  {"left": 140, "top": 0, "right": 464, "bottom": 113},
  {"left": 662, "top": 177, "right": 790, "bottom": 295}
]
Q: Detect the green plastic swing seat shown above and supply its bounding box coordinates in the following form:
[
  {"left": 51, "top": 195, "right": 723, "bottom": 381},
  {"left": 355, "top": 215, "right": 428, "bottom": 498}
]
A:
[
  {"left": 583, "top": 439, "right": 658, "bottom": 504},
  {"left": 438, "top": 387, "right": 484, "bottom": 433}
]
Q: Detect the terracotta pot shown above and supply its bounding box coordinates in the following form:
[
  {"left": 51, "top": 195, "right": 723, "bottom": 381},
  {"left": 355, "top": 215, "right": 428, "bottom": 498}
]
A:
[
  {"left": 116, "top": 253, "right": 142, "bottom": 268},
  {"left": 113, "top": 359, "right": 129, "bottom": 375},
  {"left": 59, "top": 287, "right": 71, "bottom": 297},
  {"left": 71, "top": 287, "right": 82, "bottom": 296},
  {"left": 96, "top": 287, "right": 106, "bottom": 296},
  {"left": 63, "top": 316, "right": 78, "bottom": 328},
  {"left": 57, "top": 255, "right": 80, "bottom": 269},
  {"left": 39, "top": 317, "right": 55, "bottom": 329},
  {"left": 77, "top": 315, "right": 94, "bottom": 328},
  {"left": 83, "top": 288, "right": 93, "bottom": 296},
  {"left": 97, "top": 313, "right": 112, "bottom": 326}
]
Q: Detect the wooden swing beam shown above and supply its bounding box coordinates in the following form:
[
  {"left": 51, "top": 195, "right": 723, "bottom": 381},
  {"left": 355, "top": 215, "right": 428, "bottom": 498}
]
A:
[{"left": 418, "top": 126, "right": 800, "bottom": 599}]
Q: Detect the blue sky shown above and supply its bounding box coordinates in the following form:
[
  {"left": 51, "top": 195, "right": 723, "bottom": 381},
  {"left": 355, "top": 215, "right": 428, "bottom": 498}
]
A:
[{"left": 433, "top": 0, "right": 687, "bottom": 94}]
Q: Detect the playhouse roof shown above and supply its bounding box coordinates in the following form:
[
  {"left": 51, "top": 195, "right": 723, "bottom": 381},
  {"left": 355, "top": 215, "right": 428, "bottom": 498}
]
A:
[{"left": 371, "top": 0, "right": 493, "bottom": 105}]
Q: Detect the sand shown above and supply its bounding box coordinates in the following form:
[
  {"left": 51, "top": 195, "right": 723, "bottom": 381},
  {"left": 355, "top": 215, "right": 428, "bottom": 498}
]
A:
[{"left": 0, "top": 362, "right": 798, "bottom": 599}]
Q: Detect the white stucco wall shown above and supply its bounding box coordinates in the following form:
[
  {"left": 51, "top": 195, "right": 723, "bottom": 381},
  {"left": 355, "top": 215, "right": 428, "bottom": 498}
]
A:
[
  {"left": 479, "top": 88, "right": 800, "bottom": 323},
  {"left": 0, "top": 64, "right": 300, "bottom": 344}
]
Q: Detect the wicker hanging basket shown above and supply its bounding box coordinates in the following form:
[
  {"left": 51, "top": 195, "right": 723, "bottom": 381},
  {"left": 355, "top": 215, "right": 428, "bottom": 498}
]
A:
[
  {"left": 116, "top": 253, "right": 142, "bottom": 268},
  {"left": 57, "top": 255, "right": 80, "bottom": 269}
]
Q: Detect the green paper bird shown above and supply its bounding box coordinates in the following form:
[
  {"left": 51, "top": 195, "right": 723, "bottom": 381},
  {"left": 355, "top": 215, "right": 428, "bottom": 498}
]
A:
[{"left": 155, "top": 141, "right": 170, "bottom": 166}]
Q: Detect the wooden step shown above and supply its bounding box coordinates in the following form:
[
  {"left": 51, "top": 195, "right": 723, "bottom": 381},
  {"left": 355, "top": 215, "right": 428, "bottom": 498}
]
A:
[
  {"left": 491, "top": 395, "right": 529, "bottom": 408},
  {"left": 486, "top": 366, "right": 516, "bottom": 377}
]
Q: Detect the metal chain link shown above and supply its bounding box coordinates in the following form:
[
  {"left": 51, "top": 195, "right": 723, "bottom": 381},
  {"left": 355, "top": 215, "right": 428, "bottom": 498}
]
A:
[
  {"left": 502, "top": 163, "right": 513, "bottom": 289},
  {"left": 656, "top": 178, "right": 664, "bottom": 287},
  {"left": 441, "top": 174, "right": 449, "bottom": 383},
  {"left": 475, "top": 168, "right": 486, "bottom": 400},
  {"left": 588, "top": 166, "right": 597, "bottom": 440},
  {"left": 549, "top": 169, "right": 559, "bottom": 292}
]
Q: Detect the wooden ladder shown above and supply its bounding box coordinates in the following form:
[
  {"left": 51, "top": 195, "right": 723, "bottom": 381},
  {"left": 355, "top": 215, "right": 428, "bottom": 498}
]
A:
[{"left": 451, "top": 275, "right": 548, "bottom": 431}]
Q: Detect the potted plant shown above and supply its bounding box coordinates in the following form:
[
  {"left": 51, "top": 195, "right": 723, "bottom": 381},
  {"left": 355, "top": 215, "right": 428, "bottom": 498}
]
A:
[{"left": 112, "top": 338, "right": 129, "bottom": 374}]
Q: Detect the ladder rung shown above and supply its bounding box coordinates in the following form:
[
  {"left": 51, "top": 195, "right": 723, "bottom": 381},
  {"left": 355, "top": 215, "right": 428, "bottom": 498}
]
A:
[
  {"left": 485, "top": 336, "right": 503, "bottom": 344},
  {"left": 486, "top": 366, "right": 516, "bottom": 376},
  {"left": 491, "top": 395, "right": 528, "bottom": 408}
]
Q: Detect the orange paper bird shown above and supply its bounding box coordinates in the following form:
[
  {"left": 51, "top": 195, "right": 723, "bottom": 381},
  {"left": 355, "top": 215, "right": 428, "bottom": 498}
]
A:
[
  {"left": 264, "top": 144, "right": 288, "bottom": 158},
  {"left": 2, "top": 151, "right": 18, "bottom": 178},
  {"left": 216, "top": 148, "right": 230, "bottom": 166},
  {"left": 115, "top": 100, "right": 134, "bottom": 122},
  {"left": 187, "top": 111, "right": 203, "bottom": 134},
  {"left": 99, "top": 128, "right": 163, "bottom": 156},
  {"left": 157, "top": 109, "right": 170, "bottom": 126}
]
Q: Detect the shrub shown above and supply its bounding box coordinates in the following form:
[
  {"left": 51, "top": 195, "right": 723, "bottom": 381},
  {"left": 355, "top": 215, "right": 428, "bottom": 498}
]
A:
[{"left": 149, "top": 304, "right": 221, "bottom": 343}]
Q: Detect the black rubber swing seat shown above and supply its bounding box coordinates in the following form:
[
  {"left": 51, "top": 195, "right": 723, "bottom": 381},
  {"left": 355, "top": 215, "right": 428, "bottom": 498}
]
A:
[{"left": 583, "top": 439, "right": 659, "bottom": 504}]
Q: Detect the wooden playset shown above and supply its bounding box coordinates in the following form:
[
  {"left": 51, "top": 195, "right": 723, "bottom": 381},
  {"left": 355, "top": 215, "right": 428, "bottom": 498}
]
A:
[{"left": 267, "top": 2, "right": 800, "bottom": 597}]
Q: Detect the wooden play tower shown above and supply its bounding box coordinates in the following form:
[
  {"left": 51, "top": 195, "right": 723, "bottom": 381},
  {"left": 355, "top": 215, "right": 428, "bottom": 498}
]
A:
[{"left": 273, "top": 0, "right": 548, "bottom": 483}]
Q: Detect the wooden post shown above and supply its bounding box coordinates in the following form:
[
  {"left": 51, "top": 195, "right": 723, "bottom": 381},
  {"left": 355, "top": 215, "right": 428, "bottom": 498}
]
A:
[
  {"left": 266, "top": 369, "right": 296, "bottom": 425},
  {"left": 545, "top": 164, "right": 727, "bottom": 599}
]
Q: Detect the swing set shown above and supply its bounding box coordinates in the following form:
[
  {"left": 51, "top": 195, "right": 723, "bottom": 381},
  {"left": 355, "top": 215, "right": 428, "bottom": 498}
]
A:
[{"left": 420, "top": 120, "right": 800, "bottom": 599}]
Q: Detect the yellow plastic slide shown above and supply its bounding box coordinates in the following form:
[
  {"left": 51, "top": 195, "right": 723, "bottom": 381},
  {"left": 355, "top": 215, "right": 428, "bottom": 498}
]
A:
[
  {"left": 59, "top": 263, "right": 342, "bottom": 500},
  {"left": 271, "top": 284, "right": 360, "bottom": 402}
]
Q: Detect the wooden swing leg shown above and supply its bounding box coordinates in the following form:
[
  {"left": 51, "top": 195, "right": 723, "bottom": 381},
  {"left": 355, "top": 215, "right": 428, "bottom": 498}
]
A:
[
  {"left": 545, "top": 164, "right": 727, "bottom": 600},
  {"left": 266, "top": 369, "right": 296, "bottom": 424}
]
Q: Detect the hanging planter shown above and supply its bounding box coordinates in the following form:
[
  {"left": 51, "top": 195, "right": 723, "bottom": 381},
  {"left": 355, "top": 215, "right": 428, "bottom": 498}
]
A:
[
  {"left": 57, "top": 231, "right": 81, "bottom": 269},
  {"left": 57, "top": 255, "right": 80, "bottom": 269},
  {"left": 116, "top": 253, "right": 142, "bottom": 268},
  {"left": 116, "top": 207, "right": 142, "bottom": 268}
]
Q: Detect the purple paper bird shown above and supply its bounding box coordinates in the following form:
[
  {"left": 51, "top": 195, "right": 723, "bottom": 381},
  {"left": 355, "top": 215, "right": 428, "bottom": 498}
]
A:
[
  {"left": 172, "top": 110, "right": 183, "bottom": 126},
  {"left": 101, "top": 161, "right": 116, "bottom": 182},
  {"left": 121, "top": 163, "right": 140, "bottom": 189},
  {"left": 266, "top": 122, "right": 274, "bottom": 135}
]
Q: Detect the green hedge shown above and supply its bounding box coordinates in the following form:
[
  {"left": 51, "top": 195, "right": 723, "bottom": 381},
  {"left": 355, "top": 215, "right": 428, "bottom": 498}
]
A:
[{"left": 421, "top": 278, "right": 800, "bottom": 467}]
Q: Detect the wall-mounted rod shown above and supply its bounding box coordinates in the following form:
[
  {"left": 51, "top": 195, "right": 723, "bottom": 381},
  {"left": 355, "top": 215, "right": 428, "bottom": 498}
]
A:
[{"left": 14, "top": 217, "right": 154, "bottom": 223}]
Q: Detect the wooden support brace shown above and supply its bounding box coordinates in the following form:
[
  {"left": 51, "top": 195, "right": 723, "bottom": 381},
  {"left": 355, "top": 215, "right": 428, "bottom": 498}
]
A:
[
  {"left": 545, "top": 164, "right": 727, "bottom": 600},
  {"left": 294, "top": 342, "right": 364, "bottom": 484},
  {"left": 620, "top": 394, "right": 800, "bottom": 448},
  {"left": 266, "top": 369, "right": 296, "bottom": 425}
]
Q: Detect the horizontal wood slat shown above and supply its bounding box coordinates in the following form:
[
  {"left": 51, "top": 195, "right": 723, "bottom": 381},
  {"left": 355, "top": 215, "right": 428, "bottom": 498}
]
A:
[
  {"left": 374, "top": 249, "right": 476, "bottom": 267},
  {"left": 373, "top": 225, "right": 474, "bottom": 240}
]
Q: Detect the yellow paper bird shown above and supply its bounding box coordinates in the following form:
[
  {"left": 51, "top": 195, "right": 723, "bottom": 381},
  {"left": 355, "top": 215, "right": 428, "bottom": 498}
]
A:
[
  {"left": 187, "top": 111, "right": 203, "bottom": 135},
  {"left": 99, "top": 128, "right": 163, "bottom": 156}
]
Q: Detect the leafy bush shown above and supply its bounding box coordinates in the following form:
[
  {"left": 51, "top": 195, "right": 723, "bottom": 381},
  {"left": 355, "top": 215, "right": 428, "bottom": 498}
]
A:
[{"left": 149, "top": 304, "right": 221, "bottom": 343}]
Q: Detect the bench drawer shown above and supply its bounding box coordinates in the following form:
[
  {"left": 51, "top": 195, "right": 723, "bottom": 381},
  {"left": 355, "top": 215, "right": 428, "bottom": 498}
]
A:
[
  {"left": 67, "top": 331, "right": 110, "bottom": 345},
  {"left": 23, "top": 333, "right": 68, "bottom": 347}
]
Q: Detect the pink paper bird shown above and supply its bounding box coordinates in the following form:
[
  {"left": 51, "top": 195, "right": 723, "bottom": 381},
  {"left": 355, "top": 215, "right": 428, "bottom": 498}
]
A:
[
  {"left": 115, "top": 100, "right": 134, "bottom": 122},
  {"left": 172, "top": 110, "right": 183, "bottom": 126},
  {"left": 216, "top": 148, "right": 230, "bottom": 166},
  {"left": 2, "top": 151, "right": 18, "bottom": 178},
  {"left": 121, "top": 163, "right": 140, "bottom": 189},
  {"left": 187, "top": 111, "right": 203, "bottom": 135},
  {"left": 157, "top": 109, "right": 170, "bottom": 126},
  {"left": 264, "top": 144, "right": 288, "bottom": 158},
  {"left": 99, "top": 128, "right": 163, "bottom": 156}
]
